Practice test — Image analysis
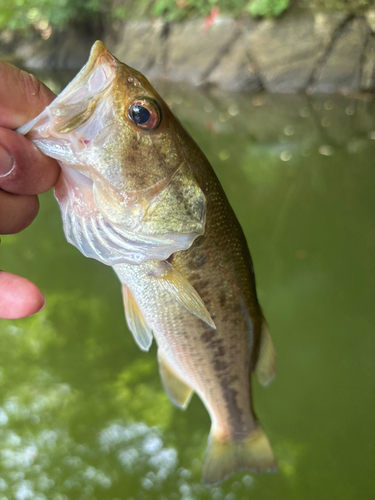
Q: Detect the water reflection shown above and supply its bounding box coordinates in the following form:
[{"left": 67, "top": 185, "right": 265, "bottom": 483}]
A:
[
  {"left": 0, "top": 81, "right": 374, "bottom": 499},
  {"left": 99, "top": 423, "right": 177, "bottom": 486}
]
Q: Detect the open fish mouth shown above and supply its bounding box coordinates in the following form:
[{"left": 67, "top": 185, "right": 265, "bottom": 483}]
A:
[
  {"left": 17, "top": 41, "right": 207, "bottom": 264},
  {"left": 17, "top": 41, "right": 118, "bottom": 140},
  {"left": 57, "top": 41, "right": 118, "bottom": 104}
]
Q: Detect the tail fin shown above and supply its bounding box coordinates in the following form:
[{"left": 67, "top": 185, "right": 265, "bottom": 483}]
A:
[{"left": 202, "top": 425, "right": 277, "bottom": 485}]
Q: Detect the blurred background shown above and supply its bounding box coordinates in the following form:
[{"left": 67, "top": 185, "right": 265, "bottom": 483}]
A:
[
  {"left": 0, "top": 2, "right": 375, "bottom": 500},
  {"left": 1, "top": 0, "right": 375, "bottom": 93}
]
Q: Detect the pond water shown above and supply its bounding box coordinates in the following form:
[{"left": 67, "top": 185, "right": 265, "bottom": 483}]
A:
[{"left": 0, "top": 77, "right": 374, "bottom": 500}]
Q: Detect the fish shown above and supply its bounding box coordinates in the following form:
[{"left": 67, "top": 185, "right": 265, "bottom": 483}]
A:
[{"left": 17, "top": 41, "right": 277, "bottom": 484}]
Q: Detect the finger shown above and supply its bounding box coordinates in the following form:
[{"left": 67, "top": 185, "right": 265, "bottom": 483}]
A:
[
  {"left": 0, "top": 189, "right": 39, "bottom": 234},
  {"left": 0, "top": 61, "right": 56, "bottom": 129},
  {"left": 0, "top": 127, "right": 60, "bottom": 195},
  {"left": 0, "top": 271, "right": 45, "bottom": 319}
]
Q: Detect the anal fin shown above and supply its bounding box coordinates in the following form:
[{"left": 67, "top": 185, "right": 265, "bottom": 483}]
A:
[
  {"left": 158, "top": 350, "right": 193, "bottom": 410},
  {"left": 122, "top": 285, "right": 153, "bottom": 351},
  {"left": 254, "top": 318, "right": 276, "bottom": 386},
  {"left": 156, "top": 262, "right": 216, "bottom": 329}
]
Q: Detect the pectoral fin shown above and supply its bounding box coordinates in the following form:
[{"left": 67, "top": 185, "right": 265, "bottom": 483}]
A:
[
  {"left": 156, "top": 262, "right": 216, "bottom": 329},
  {"left": 254, "top": 319, "right": 276, "bottom": 386},
  {"left": 122, "top": 285, "right": 153, "bottom": 351},
  {"left": 158, "top": 350, "right": 194, "bottom": 409}
]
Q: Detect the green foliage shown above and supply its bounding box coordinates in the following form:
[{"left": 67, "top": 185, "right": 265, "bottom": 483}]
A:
[
  {"left": 248, "top": 0, "right": 290, "bottom": 17},
  {"left": 152, "top": 0, "right": 243, "bottom": 21},
  {"left": 111, "top": 0, "right": 156, "bottom": 21},
  {"left": 0, "top": 0, "right": 162, "bottom": 31},
  {"left": 305, "top": 0, "right": 373, "bottom": 12},
  {"left": 152, "top": 0, "right": 292, "bottom": 21},
  {"left": 1, "top": 0, "right": 373, "bottom": 33},
  {"left": 0, "top": 0, "right": 106, "bottom": 31}
]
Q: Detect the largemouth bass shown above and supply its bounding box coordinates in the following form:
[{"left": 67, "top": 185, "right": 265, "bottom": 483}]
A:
[{"left": 18, "top": 41, "right": 277, "bottom": 484}]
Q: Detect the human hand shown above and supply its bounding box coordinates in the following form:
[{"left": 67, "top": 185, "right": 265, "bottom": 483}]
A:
[{"left": 0, "top": 61, "right": 60, "bottom": 319}]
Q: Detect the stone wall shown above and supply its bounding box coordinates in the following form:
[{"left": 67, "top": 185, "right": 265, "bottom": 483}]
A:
[{"left": 1, "top": 9, "right": 375, "bottom": 94}]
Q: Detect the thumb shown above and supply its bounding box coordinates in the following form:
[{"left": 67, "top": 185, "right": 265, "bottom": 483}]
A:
[
  {"left": 0, "top": 61, "right": 56, "bottom": 130},
  {"left": 0, "top": 271, "right": 46, "bottom": 319}
]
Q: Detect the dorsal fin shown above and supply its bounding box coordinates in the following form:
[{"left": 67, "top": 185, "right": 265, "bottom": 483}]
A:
[
  {"left": 122, "top": 285, "right": 153, "bottom": 351},
  {"left": 156, "top": 262, "right": 216, "bottom": 329},
  {"left": 158, "top": 350, "right": 194, "bottom": 409},
  {"left": 254, "top": 319, "right": 276, "bottom": 386}
]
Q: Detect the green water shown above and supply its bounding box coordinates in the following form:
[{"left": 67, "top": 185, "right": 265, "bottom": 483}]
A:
[{"left": 0, "top": 84, "right": 374, "bottom": 500}]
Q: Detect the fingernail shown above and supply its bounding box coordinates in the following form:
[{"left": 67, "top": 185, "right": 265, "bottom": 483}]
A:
[
  {"left": 37, "top": 296, "right": 46, "bottom": 313},
  {"left": 0, "top": 144, "right": 15, "bottom": 177},
  {"left": 26, "top": 296, "right": 46, "bottom": 317}
]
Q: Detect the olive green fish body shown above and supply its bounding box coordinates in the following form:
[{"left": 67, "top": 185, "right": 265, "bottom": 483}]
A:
[
  {"left": 17, "top": 41, "right": 277, "bottom": 484},
  {"left": 115, "top": 129, "right": 276, "bottom": 483}
]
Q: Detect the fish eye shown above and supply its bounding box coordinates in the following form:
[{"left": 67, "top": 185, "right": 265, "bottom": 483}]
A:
[{"left": 128, "top": 98, "right": 161, "bottom": 130}]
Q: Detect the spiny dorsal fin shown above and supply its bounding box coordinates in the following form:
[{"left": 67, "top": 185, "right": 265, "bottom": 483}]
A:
[
  {"left": 254, "top": 319, "right": 276, "bottom": 386},
  {"left": 157, "top": 350, "right": 194, "bottom": 410},
  {"left": 156, "top": 262, "right": 216, "bottom": 329},
  {"left": 122, "top": 285, "right": 153, "bottom": 351},
  {"left": 202, "top": 424, "right": 277, "bottom": 485}
]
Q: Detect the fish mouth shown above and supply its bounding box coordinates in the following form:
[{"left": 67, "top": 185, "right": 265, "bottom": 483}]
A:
[
  {"left": 55, "top": 40, "right": 118, "bottom": 104},
  {"left": 77, "top": 41, "right": 118, "bottom": 85}
]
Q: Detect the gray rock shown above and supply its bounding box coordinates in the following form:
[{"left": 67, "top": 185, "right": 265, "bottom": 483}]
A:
[
  {"left": 114, "top": 19, "right": 168, "bottom": 81},
  {"left": 167, "top": 17, "right": 236, "bottom": 86},
  {"left": 313, "top": 12, "right": 350, "bottom": 40},
  {"left": 310, "top": 18, "right": 368, "bottom": 94},
  {"left": 246, "top": 12, "right": 349, "bottom": 93},
  {"left": 2, "top": 11, "right": 374, "bottom": 95},
  {"left": 365, "top": 9, "right": 375, "bottom": 33},
  {"left": 206, "top": 22, "right": 262, "bottom": 92},
  {"left": 361, "top": 34, "right": 375, "bottom": 92}
]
